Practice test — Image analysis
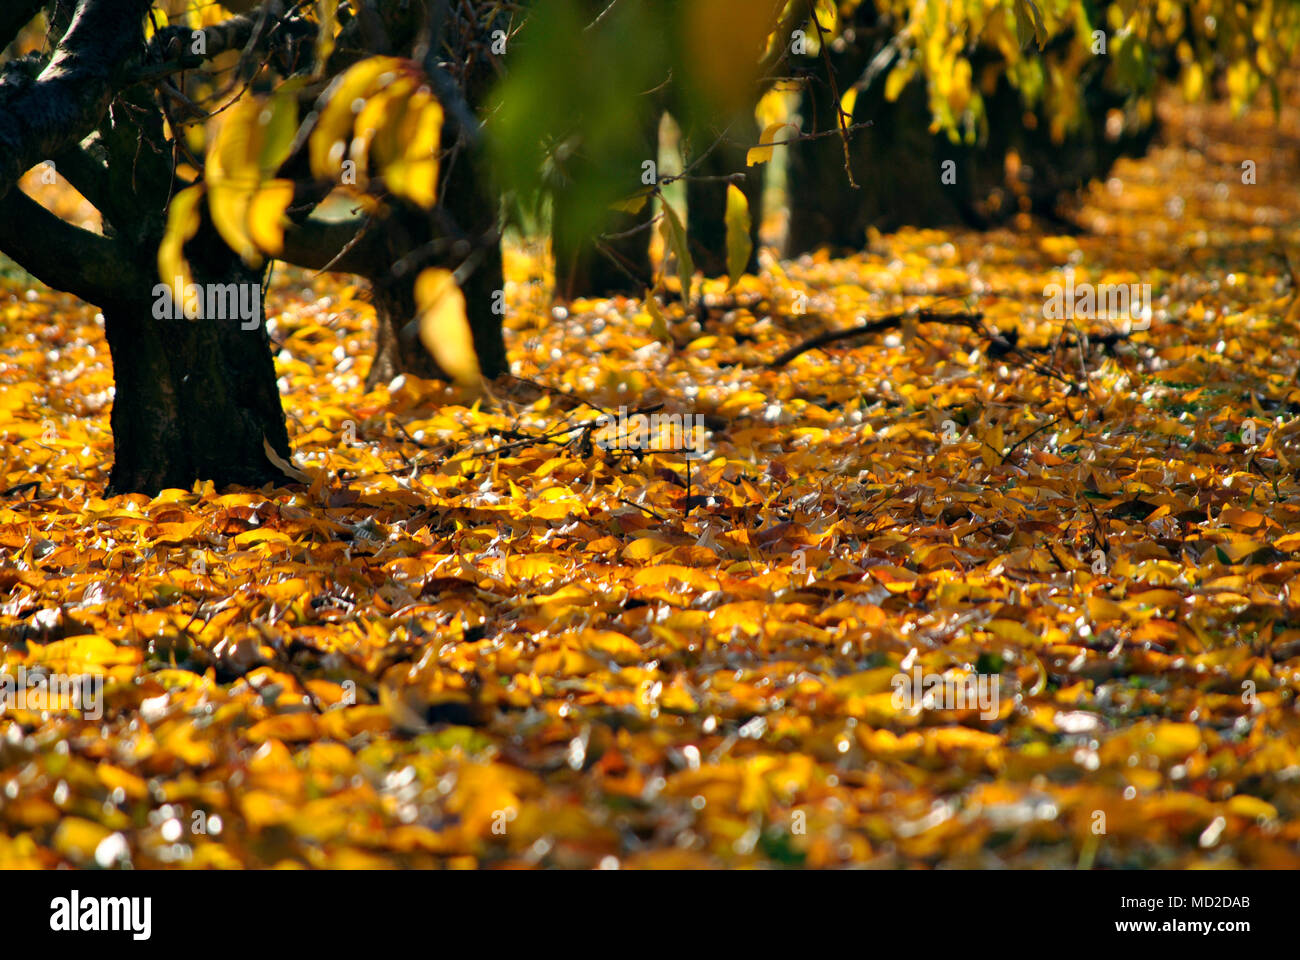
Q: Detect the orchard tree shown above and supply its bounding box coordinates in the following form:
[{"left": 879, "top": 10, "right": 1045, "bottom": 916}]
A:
[
  {"left": 0, "top": 0, "right": 509, "bottom": 494},
  {"left": 784, "top": 0, "right": 1300, "bottom": 252},
  {"left": 0, "top": 0, "right": 784, "bottom": 493}
]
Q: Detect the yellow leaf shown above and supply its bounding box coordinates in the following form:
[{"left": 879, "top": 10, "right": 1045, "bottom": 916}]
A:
[
  {"left": 1013, "top": 0, "right": 1048, "bottom": 49},
  {"left": 240, "top": 789, "right": 294, "bottom": 829},
  {"left": 660, "top": 680, "right": 697, "bottom": 713},
  {"left": 611, "top": 190, "right": 652, "bottom": 215},
  {"left": 645, "top": 290, "right": 670, "bottom": 342},
  {"left": 582, "top": 630, "right": 642, "bottom": 660},
  {"left": 97, "top": 763, "right": 148, "bottom": 800},
  {"left": 948, "top": 56, "right": 972, "bottom": 115},
  {"left": 1087, "top": 596, "right": 1126, "bottom": 620},
  {"left": 246, "top": 713, "right": 319, "bottom": 743},
  {"left": 262, "top": 435, "right": 312, "bottom": 483},
  {"left": 32, "top": 634, "right": 140, "bottom": 669},
  {"left": 157, "top": 184, "right": 205, "bottom": 317},
  {"left": 350, "top": 76, "right": 417, "bottom": 175},
  {"left": 310, "top": 56, "right": 407, "bottom": 182},
  {"left": 1148, "top": 722, "right": 1201, "bottom": 761},
  {"left": 622, "top": 537, "right": 674, "bottom": 561},
  {"left": 232, "top": 528, "right": 292, "bottom": 547},
  {"left": 380, "top": 91, "right": 443, "bottom": 208},
  {"left": 314, "top": 0, "right": 339, "bottom": 75},
  {"left": 986, "top": 619, "right": 1040, "bottom": 647},
  {"left": 208, "top": 182, "right": 258, "bottom": 265},
  {"left": 160, "top": 721, "right": 216, "bottom": 766},
  {"left": 747, "top": 122, "right": 795, "bottom": 166},
  {"left": 724, "top": 183, "right": 752, "bottom": 290},
  {"left": 415, "top": 268, "right": 481, "bottom": 388},
  {"left": 246, "top": 179, "right": 294, "bottom": 256},
  {"left": 206, "top": 94, "right": 292, "bottom": 265},
  {"left": 754, "top": 87, "right": 792, "bottom": 130},
  {"left": 1226, "top": 795, "right": 1277, "bottom": 821},
  {"left": 839, "top": 86, "right": 858, "bottom": 118},
  {"left": 884, "top": 60, "right": 917, "bottom": 101},
  {"left": 52, "top": 818, "right": 111, "bottom": 860},
  {"left": 1182, "top": 61, "right": 1205, "bottom": 102},
  {"left": 534, "top": 647, "right": 602, "bottom": 677}
]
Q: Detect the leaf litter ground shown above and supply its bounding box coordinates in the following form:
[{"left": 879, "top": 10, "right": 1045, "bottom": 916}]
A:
[{"left": 3, "top": 93, "right": 1300, "bottom": 868}]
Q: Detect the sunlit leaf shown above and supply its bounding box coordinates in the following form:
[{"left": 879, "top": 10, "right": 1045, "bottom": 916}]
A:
[{"left": 415, "top": 268, "right": 480, "bottom": 388}]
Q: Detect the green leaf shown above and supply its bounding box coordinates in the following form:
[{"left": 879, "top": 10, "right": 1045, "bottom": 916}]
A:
[
  {"left": 1014, "top": 0, "right": 1047, "bottom": 50},
  {"left": 256, "top": 91, "right": 299, "bottom": 175},
  {"left": 315, "top": 0, "right": 338, "bottom": 74},
  {"left": 660, "top": 199, "right": 693, "bottom": 305}
]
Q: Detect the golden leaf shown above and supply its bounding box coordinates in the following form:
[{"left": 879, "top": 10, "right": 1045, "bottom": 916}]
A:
[{"left": 415, "top": 268, "right": 481, "bottom": 388}]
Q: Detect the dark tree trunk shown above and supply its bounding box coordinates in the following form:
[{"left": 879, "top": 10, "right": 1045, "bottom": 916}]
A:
[
  {"left": 552, "top": 195, "right": 654, "bottom": 301},
  {"left": 365, "top": 275, "right": 445, "bottom": 389},
  {"left": 786, "top": 77, "right": 973, "bottom": 255},
  {"left": 443, "top": 156, "right": 509, "bottom": 378},
  {"left": 551, "top": 110, "right": 659, "bottom": 301},
  {"left": 684, "top": 113, "right": 762, "bottom": 278},
  {"left": 465, "top": 227, "right": 508, "bottom": 379},
  {"left": 102, "top": 226, "right": 293, "bottom": 495},
  {"left": 439, "top": 145, "right": 509, "bottom": 377},
  {"left": 434, "top": 11, "right": 508, "bottom": 379},
  {"left": 784, "top": 36, "right": 1157, "bottom": 254}
]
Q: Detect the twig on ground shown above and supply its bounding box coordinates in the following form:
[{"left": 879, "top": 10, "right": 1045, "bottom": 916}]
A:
[{"left": 767, "top": 308, "right": 985, "bottom": 367}]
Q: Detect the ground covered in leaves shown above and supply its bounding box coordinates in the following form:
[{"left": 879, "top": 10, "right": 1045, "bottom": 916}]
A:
[{"left": 4, "top": 91, "right": 1300, "bottom": 869}]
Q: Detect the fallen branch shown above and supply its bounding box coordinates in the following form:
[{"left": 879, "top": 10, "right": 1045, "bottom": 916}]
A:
[
  {"left": 1000, "top": 415, "right": 1062, "bottom": 464},
  {"left": 767, "top": 308, "right": 984, "bottom": 368},
  {"left": 768, "top": 306, "right": 1081, "bottom": 393}
]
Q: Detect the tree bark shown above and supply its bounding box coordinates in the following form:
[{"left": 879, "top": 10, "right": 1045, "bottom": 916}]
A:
[
  {"left": 684, "top": 113, "right": 762, "bottom": 278},
  {"left": 441, "top": 147, "right": 508, "bottom": 379},
  {"left": 0, "top": 0, "right": 153, "bottom": 202},
  {"left": 784, "top": 41, "right": 1158, "bottom": 253},
  {"left": 551, "top": 109, "right": 659, "bottom": 301},
  {"left": 366, "top": 273, "right": 446, "bottom": 389},
  {"left": 101, "top": 223, "right": 294, "bottom": 495}
]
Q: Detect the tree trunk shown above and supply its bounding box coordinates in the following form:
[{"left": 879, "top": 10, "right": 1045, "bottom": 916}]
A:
[
  {"left": 787, "top": 77, "right": 973, "bottom": 255},
  {"left": 365, "top": 274, "right": 447, "bottom": 390},
  {"left": 442, "top": 142, "right": 508, "bottom": 379},
  {"left": 551, "top": 111, "right": 659, "bottom": 302},
  {"left": 685, "top": 113, "right": 762, "bottom": 278},
  {"left": 785, "top": 73, "right": 867, "bottom": 255},
  {"left": 552, "top": 180, "right": 655, "bottom": 301},
  {"left": 102, "top": 229, "right": 293, "bottom": 495}
]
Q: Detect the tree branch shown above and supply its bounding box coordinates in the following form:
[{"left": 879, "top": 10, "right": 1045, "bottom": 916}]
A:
[
  {"left": 139, "top": 9, "right": 315, "bottom": 84},
  {"left": 50, "top": 143, "right": 113, "bottom": 225},
  {"left": 417, "top": 0, "right": 479, "bottom": 146},
  {"left": 767, "top": 309, "right": 984, "bottom": 367},
  {"left": 0, "top": 0, "right": 153, "bottom": 202},
  {"left": 278, "top": 215, "right": 388, "bottom": 276},
  {"left": 0, "top": 188, "right": 146, "bottom": 303}
]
